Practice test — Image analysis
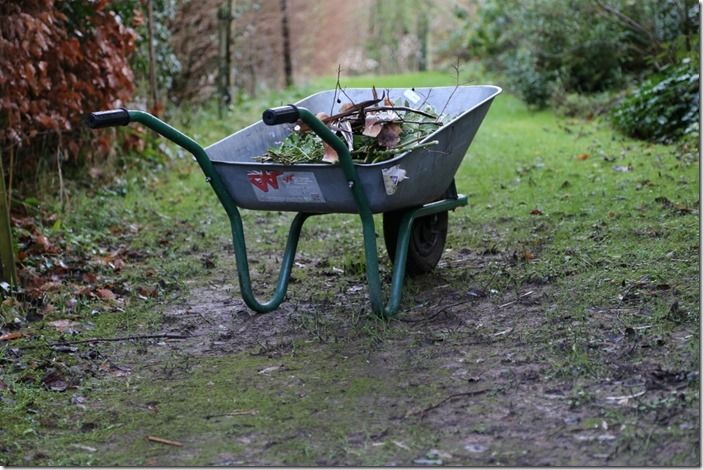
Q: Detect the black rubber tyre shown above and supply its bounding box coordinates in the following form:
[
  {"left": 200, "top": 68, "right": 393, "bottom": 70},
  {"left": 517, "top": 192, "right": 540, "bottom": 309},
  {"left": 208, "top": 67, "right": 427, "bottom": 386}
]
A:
[{"left": 383, "top": 209, "right": 449, "bottom": 277}]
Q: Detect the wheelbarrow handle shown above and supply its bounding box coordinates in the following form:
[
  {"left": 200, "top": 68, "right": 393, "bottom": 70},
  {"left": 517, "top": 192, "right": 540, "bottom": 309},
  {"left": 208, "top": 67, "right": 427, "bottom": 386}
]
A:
[
  {"left": 85, "top": 108, "right": 131, "bottom": 128},
  {"left": 262, "top": 105, "right": 300, "bottom": 125}
]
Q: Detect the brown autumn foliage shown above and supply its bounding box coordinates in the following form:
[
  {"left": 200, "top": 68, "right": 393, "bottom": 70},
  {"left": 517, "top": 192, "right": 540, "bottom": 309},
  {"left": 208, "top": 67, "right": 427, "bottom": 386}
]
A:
[{"left": 0, "top": 0, "right": 136, "bottom": 164}]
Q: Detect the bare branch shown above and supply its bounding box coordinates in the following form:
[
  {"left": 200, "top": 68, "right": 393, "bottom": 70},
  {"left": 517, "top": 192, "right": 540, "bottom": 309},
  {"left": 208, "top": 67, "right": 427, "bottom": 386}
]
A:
[{"left": 594, "top": 0, "right": 659, "bottom": 47}]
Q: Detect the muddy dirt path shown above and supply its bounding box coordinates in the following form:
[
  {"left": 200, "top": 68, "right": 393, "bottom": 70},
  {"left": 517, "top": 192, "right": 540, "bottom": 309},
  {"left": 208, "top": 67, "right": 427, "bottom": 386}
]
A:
[{"left": 96, "top": 250, "right": 698, "bottom": 466}]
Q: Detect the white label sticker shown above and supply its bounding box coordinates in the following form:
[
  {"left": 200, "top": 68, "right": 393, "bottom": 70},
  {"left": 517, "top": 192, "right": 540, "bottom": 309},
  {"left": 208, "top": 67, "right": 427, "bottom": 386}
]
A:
[
  {"left": 247, "top": 170, "right": 325, "bottom": 203},
  {"left": 403, "top": 88, "right": 422, "bottom": 104},
  {"left": 381, "top": 165, "right": 409, "bottom": 195}
]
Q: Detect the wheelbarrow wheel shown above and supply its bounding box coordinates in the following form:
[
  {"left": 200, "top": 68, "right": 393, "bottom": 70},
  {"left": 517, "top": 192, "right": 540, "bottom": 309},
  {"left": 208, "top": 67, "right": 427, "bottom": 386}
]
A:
[{"left": 383, "top": 209, "right": 448, "bottom": 277}]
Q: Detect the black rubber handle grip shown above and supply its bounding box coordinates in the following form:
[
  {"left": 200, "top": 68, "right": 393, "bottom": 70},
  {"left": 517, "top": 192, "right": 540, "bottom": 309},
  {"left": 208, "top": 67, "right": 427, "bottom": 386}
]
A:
[
  {"left": 85, "top": 109, "right": 130, "bottom": 129},
  {"left": 262, "top": 105, "right": 299, "bottom": 125}
]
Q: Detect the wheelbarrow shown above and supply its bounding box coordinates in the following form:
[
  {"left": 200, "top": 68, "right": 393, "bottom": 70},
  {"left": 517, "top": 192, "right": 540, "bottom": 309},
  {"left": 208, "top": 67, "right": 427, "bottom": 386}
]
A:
[{"left": 86, "top": 85, "right": 501, "bottom": 317}]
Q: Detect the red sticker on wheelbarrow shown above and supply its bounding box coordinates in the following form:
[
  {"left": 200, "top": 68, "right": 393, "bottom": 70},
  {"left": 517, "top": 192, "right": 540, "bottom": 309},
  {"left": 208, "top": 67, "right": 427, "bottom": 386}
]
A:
[{"left": 247, "top": 170, "right": 325, "bottom": 203}]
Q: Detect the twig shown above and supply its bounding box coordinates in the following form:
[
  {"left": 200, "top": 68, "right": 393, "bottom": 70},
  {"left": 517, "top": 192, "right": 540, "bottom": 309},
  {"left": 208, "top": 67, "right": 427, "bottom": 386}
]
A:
[
  {"left": 198, "top": 311, "right": 213, "bottom": 324},
  {"left": 334, "top": 66, "right": 355, "bottom": 106},
  {"left": 56, "top": 140, "right": 66, "bottom": 211},
  {"left": 498, "top": 290, "right": 534, "bottom": 308},
  {"left": 204, "top": 409, "right": 258, "bottom": 419},
  {"left": 330, "top": 64, "right": 342, "bottom": 115},
  {"left": 22, "top": 333, "right": 192, "bottom": 349},
  {"left": 492, "top": 327, "right": 513, "bottom": 337},
  {"left": 147, "top": 435, "right": 183, "bottom": 447},
  {"left": 365, "top": 106, "right": 437, "bottom": 119},
  {"left": 593, "top": 0, "right": 658, "bottom": 45},
  {"left": 298, "top": 98, "right": 381, "bottom": 132},
  {"left": 399, "top": 300, "right": 471, "bottom": 324},
  {"left": 605, "top": 390, "right": 646, "bottom": 402},
  {"left": 368, "top": 140, "right": 439, "bottom": 162},
  {"left": 381, "top": 119, "right": 443, "bottom": 126},
  {"left": 7, "top": 146, "right": 14, "bottom": 212},
  {"left": 408, "top": 388, "right": 496, "bottom": 419},
  {"left": 417, "top": 88, "right": 432, "bottom": 109},
  {"left": 439, "top": 59, "right": 461, "bottom": 118}
]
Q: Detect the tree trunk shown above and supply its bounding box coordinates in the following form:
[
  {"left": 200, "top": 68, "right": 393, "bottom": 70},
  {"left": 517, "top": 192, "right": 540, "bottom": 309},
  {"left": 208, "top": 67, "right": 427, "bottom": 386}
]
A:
[
  {"left": 0, "top": 155, "right": 17, "bottom": 287},
  {"left": 217, "top": 0, "right": 233, "bottom": 116},
  {"left": 682, "top": 0, "right": 692, "bottom": 52},
  {"left": 145, "top": 0, "right": 159, "bottom": 114},
  {"left": 280, "top": 0, "right": 293, "bottom": 88},
  {"left": 417, "top": 2, "right": 430, "bottom": 71}
]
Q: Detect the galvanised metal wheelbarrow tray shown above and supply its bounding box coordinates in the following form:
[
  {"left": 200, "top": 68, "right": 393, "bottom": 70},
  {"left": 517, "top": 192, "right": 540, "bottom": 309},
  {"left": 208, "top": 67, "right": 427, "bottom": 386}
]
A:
[{"left": 87, "top": 85, "right": 501, "bottom": 317}]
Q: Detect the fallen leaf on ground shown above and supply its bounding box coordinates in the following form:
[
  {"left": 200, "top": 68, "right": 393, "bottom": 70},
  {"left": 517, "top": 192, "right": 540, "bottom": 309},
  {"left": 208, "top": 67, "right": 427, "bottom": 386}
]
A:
[
  {"left": 0, "top": 331, "right": 27, "bottom": 341},
  {"left": 42, "top": 370, "right": 68, "bottom": 392},
  {"left": 576, "top": 153, "right": 590, "bottom": 160},
  {"left": 392, "top": 440, "right": 411, "bottom": 451},
  {"left": 95, "top": 288, "right": 116, "bottom": 300},
  {"left": 47, "top": 319, "right": 81, "bottom": 332},
  {"left": 31, "top": 233, "right": 56, "bottom": 253},
  {"left": 137, "top": 286, "right": 158, "bottom": 298},
  {"left": 257, "top": 365, "right": 283, "bottom": 375},
  {"left": 39, "top": 281, "right": 62, "bottom": 292},
  {"left": 69, "top": 444, "right": 97, "bottom": 453},
  {"left": 147, "top": 435, "right": 183, "bottom": 447}
]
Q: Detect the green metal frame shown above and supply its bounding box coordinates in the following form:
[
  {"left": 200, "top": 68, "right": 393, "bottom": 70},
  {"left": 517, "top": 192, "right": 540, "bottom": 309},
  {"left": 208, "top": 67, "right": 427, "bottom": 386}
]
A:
[{"left": 127, "top": 109, "right": 466, "bottom": 317}]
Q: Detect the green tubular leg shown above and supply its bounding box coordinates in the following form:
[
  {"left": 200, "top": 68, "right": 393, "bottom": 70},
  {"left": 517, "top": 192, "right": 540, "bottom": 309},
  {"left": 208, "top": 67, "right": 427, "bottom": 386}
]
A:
[
  {"left": 296, "top": 109, "right": 467, "bottom": 318},
  {"left": 386, "top": 197, "right": 467, "bottom": 315},
  {"left": 127, "top": 110, "right": 309, "bottom": 313}
]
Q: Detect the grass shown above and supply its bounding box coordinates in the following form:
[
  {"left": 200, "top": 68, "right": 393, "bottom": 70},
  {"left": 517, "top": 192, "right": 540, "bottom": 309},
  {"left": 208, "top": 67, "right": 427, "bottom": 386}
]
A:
[{"left": 0, "top": 68, "right": 698, "bottom": 465}]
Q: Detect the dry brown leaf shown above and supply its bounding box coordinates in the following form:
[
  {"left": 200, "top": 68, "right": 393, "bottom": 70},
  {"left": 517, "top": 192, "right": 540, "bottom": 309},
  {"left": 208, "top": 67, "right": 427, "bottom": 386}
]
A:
[
  {"left": 95, "top": 288, "right": 116, "bottom": 300},
  {"left": 75, "top": 286, "right": 93, "bottom": 297},
  {"left": 322, "top": 142, "right": 339, "bottom": 164},
  {"left": 576, "top": 153, "right": 590, "bottom": 161},
  {"left": 31, "top": 233, "right": 56, "bottom": 253},
  {"left": 137, "top": 286, "right": 158, "bottom": 298},
  {"left": 42, "top": 370, "right": 68, "bottom": 392},
  {"left": 0, "top": 331, "right": 27, "bottom": 341},
  {"left": 39, "top": 281, "right": 62, "bottom": 292},
  {"left": 377, "top": 123, "right": 402, "bottom": 148},
  {"left": 363, "top": 115, "right": 384, "bottom": 138}
]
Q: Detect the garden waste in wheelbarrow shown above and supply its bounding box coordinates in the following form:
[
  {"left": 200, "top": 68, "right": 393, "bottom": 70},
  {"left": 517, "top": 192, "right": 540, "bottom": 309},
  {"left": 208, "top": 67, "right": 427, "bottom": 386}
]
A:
[{"left": 87, "top": 85, "right": 501, "bottom": 317}]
